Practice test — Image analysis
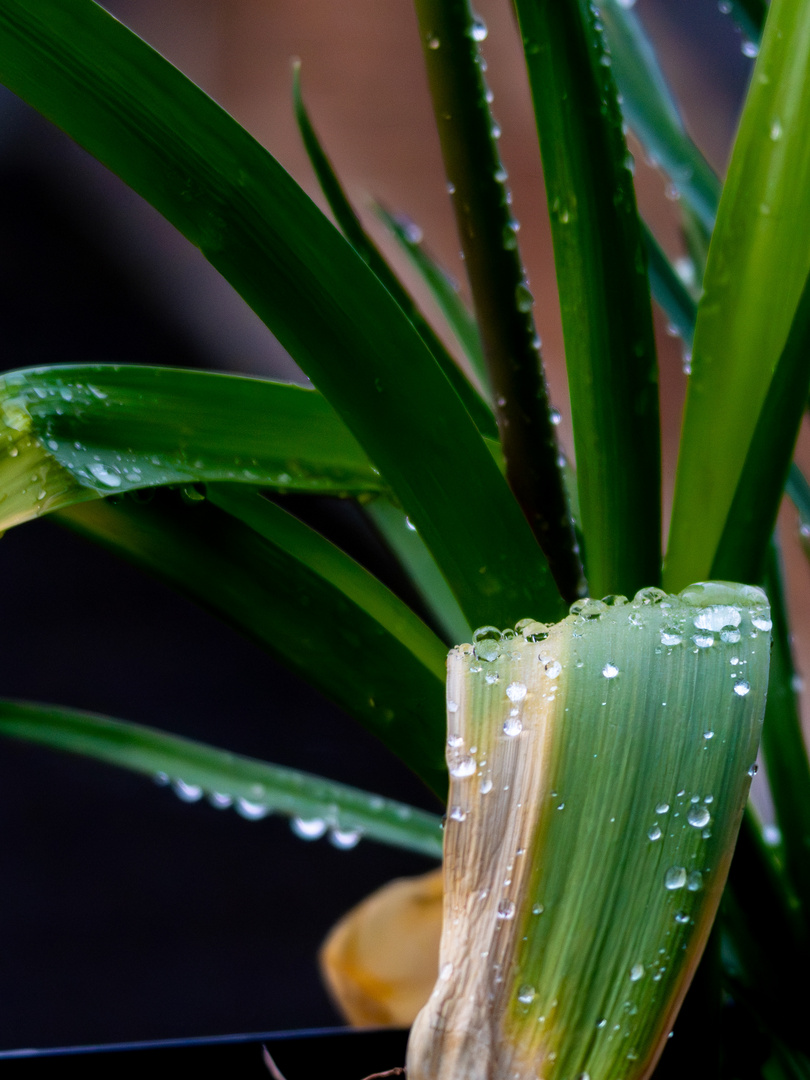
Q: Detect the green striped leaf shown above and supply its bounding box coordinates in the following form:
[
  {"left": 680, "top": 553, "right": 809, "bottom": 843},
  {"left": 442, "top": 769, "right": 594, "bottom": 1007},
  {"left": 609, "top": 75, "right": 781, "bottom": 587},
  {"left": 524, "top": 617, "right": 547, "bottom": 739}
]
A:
[
  {"left": 408, "top": 583, "right": 770, "bottom": 1080},
  {"left": 0, "top": 701, "right": 443, "bottom": 859}
]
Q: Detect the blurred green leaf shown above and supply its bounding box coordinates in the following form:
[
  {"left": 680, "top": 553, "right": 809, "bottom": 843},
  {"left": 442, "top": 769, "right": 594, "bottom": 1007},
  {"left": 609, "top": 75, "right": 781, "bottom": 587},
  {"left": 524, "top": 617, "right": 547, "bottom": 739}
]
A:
[
  {"left": 666, "top": 0, "right": 810, "bottom": 590},
  {"left": 293, "top": 63, "right": 496, "bottom": 439},
  {"left": 0, "top": 0, "right": 561, "bottom": 630},
  {"left": 515, "top": 0, "right": 661, "bottom": 599},
  {"left": 374, "top": 203, "right": 490, "bottom": 401},
  {"left": 56, "top": 491, "right": 449, "bottom": 795},
  {"left": 0, "top": 700, "right": 444, "bottom": 858},
  {"left": 598, "top": 0, "right": 721, "bottom": 233}
]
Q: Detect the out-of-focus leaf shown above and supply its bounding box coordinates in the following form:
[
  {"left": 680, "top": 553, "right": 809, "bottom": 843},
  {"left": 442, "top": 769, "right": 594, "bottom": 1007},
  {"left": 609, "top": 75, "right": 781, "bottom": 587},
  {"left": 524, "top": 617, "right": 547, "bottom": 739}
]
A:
[
  {"left": 0, "top": 701, "right": 444, "bottom": 858},
  {"left": 55, "top": 492, "right": 449, "bottom": 795}
]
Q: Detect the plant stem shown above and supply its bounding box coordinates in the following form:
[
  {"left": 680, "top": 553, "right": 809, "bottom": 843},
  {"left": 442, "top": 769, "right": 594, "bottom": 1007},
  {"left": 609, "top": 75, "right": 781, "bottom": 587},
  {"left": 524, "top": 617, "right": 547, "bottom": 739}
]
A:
[{"left": 412, "top": 0, "right": 584, "bottom": 604}]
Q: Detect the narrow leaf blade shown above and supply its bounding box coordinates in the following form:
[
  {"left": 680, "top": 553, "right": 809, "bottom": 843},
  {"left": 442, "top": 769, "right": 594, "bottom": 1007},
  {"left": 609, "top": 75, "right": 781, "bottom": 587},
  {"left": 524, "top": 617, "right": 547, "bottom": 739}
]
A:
[
  {"left": 56, "top": 491, "right": 449, "bottom": 795},
  {"left": 666, "top": 0, "right": 810, "bottom": 590},
  {"left": 0, "top": 701, "right": 443, "bottom": 859}
]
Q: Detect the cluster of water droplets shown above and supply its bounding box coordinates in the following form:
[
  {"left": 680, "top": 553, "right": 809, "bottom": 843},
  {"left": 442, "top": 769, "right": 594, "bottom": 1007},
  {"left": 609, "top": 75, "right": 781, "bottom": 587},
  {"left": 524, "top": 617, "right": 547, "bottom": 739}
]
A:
[{"left": 153, "top": 773, "right": 364, "bottom": 850}]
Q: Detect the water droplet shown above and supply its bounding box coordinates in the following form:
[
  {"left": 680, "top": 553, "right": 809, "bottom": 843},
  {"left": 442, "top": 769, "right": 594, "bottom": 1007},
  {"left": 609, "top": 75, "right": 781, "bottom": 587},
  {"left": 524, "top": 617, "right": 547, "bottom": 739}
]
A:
[
  {"left": 497, "top": 899, "right": 516, "bottom": 920},
  {"left": 694, "top": 606, "right": 741, "bottom": 632},
  {"left": 635, "top": 587, "right": 668, "bottom": 605},
  {"left": 449, "top": 805, "right": 467, "bottom": 822},
  {"left": 506, "top": 682, "right": 527, "bottom": 702},
  {"left": 291, "top": 817, "right": 327, "bottom": 840},
  {"left": 447, "top": 700, "right": 459, "bottom": 713},
  {"left": 602, "top": 662, "right": 619, "bottom": 679},
  {"left": 515, "top": 282, "right": 534, "bottom": 312},
  {"left": 503, "top": 715, "right": 523, "bottom": 737},
  {"left": 447, "top": 733, "right": 463, "bottom": 749},
  {"left": 474, "top": 625, "right": 502, "bottom": 662},
  {"left": 655, "top": 802, "right": 670, "bottom": 814},
  {"left": 748, "top": 762, "right": 759, "bottom": 777},
  {"left": 687, "top": 871, "right": 703, "bottom": 892},
  {"left": 491, "top": 120, "right": 502, "bottom": 139},
  {"left": 718, "top": 0, "right": 732, "bottom": 11},
  {"left": 517, "top": 984, "right": 535, "bottom": 1004},
  {"left": 549, "top": 408, "right": 561, "bottom": 425},
  {"left": 88, "top": 462, "right": 122, "bottom": 488},
  {"left": 664, "top": 866, "right": 687, "bottom": 891},
  {"left": 688, "top": 805, "right": 711, "bottom": 828},
  {"left": 480, "top": 777, "right": 493, "bottom": 794},
  {"left": 172, "top": 779, "right": 203, "bottom": 802},
  {"left": 721, "top": 628, "right": 741, "bottom": 643},
  {"left": 330, "top": 827, "right": 362, "bottom": 850},
  {"left": 733, "top": 680, "right": 751, "bottom": 697},
  {"left": 570, "top": 598, "right": 608, "bottom": 619},
  {"left": 208, "top": 792, "right": 233, "bottom": 809},
  {"left": 427, "top": 36, "right": 440, "bottom": 49},
  {"left": 154, "top": 771, "right": 170, "bottom": 786},
  {"left": 692, "top": 634, "right": 714, "bottom": 649},
  {"left": 742, "top": 39, "right": 759, "bottom": 57},
  {"left": 616, "top": 0, "right": 637, "bottom": 7},
  {"left": 471, "top": 14, "right": 488, "bottom": 41},
  {"left": 544, "top": 660, "right": 562, "bottom": 679},
  {"left": 648, "top": 824, "right": 662, "bottom": 841},
  {"left": 752, "top": 615, "right": 772, "bottom": 632},
  {"left": 660, "top": 629, "right": 682, "bottom": 646},
  {"left": 236, "top": 798, "right": 270, "bottom": 820},
  {"left": 450, "top": 756, "right": 476, "bottom": 778},
  {"left": 704, "top": 730, "right": 714, "bottom": 740},
  {"left": 485, "top": 671, "right": 500, "bottom": 684},
  {"left": 532, "top": 902, "right": 544, "bottom": 915},
  {"left": 770, "top": 120, "right": 783, "bottom": 141},
  {"left": 446, "top": 181, "right": 456, "bottom": 194},
  {"left": 630, "top": 963, "right": 644, "bottom": 982}
]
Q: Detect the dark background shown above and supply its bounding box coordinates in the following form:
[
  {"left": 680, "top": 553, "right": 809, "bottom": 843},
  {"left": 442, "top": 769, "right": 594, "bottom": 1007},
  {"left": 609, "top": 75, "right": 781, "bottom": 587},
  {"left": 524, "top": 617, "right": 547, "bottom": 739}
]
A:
[{"left": 0, "top": 0, "right": 753, "bottom": 1053}]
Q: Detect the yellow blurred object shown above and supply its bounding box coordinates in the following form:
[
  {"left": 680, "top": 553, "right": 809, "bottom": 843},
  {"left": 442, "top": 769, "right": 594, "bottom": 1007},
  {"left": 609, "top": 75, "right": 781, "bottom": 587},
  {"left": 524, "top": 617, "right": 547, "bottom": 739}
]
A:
[{"left": 319, "top": 868, "right": 443, "bottom": 1027}]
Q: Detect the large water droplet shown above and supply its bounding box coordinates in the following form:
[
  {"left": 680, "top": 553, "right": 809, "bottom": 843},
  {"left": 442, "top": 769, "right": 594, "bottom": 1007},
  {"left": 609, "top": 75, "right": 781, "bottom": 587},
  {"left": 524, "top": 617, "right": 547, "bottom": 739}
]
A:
[
  {"left": 752, "top": 615, "right": 772, "bottom": 632},
  {"left": 692, "top": 634, "right": 714, "bottom": 649},
  {"left": 660, "top": 629, "right": 682, "bottom": 646},
  {"left": 471, "top": 14, "right": 488, "bottom": 41},
  {"left": 88, "top": 462, "right": 122, "bottom": 488},
  {"left": 515, "top": 283, "right": 534, "bottom": 312},
  {"left": 517, "top": 984, "right": 536, "bottom": 1004},
  {"left": 687, "top": 805, "right": 711, "bottom": 828},
  {"left": 450, "top": 756, "right": 476, "bottom": 778},
  {"left": 506, "top": 682, "right": 527, "bottom": 702},
  {"left": 629, "top": 963, "right": 644, "bottom": 982},
  {"left": 497, "top": 899, "right": 516, "bottom": 920},
  {"left": 664, "top": 866, "right": 687, "bottom": 891},
  {"left": 655, "top": 801, "right": 670, "bottom": 814},
  {"left": 291, "top": 817, "right": 327, "bottom": 840},
  {"left": 236, "top": 798, "right": 270, "bottom": 820},
  {"left": 602, "top": 662, "right": 619, "bottom": 679},
  {"left": 648, "top": 824, "right": 662, "bottom": 841},
  {"left": 503, "top": 715, "right": 523, "bottom": 737},
  {"left": 330, "top": 827, "right": 362, "bottom": 850},
  {"left": 694, "top": 606, "right": 741, "bottom": 632},
  {"left": 733, "top": 680, "right": 751, "bottom": 697},
  {"left": 544, "top": 660, "right": 562, "bottom": 679},
  {"left": 172, "top": 779, "right": 203, "bottom": 803},
  {"left": 449, "top": 805, "right": 467, "bottom": 822},
  {"left": 208, "top": 792, "right": 233, "bottom": 809}
]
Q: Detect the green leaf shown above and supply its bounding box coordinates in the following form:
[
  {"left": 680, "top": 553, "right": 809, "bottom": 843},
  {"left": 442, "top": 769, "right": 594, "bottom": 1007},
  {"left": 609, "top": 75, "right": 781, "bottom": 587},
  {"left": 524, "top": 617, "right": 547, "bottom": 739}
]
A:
[
  {"left": 293, "top": 63, "right": 496, "bottom": 440},
  {"left": 373, "top": 203, "right": 491, "bottom": 401},
  {"left": 515, "top": 0, "right": 661, "bottom": 599},
  {"left": 55, "top": 490, "right": 449, "bottom": 795},
  {"left": 666, "top": 0, "right": 810, "bottom": 591},
  {"left": 0, "top": 364, "right": 386, "bottom": 531},
  {"left": 0, "top": 0, "right": 561, "bottom": 630},
  {"left": 364, "top": 497, "right": 472, "bottom": 647},
  {"left": 598, "top": 0, "right": 722, "bottom": 233},
  {"left": 726, "top": 0, "right": 768, "bottom": 44},
  {"left": 760, "top": 548, "right": 810, "bottom": 920},
  {"left": 643, "top": 223, "right": 697, "bottom": 352},
  {"left": 413, "top": 0, "right": 583, "bottom": 603},
  {"left": 711, "top": 266, "right": 810, "bottom": 583},
  {"left": 0, "top": 700, "right": 443, "bottom": 859},
  {"left": 408, "top": 583, "right": 771, "bottom": 1080}
]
